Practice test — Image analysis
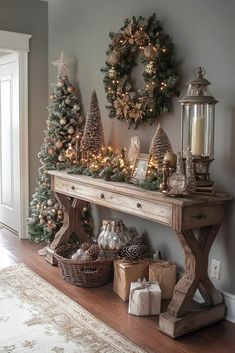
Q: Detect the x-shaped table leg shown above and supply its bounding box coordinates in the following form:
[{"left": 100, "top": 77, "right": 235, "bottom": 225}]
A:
[{"left": 167, "top": 224, "right": 223, "bottom": 318}]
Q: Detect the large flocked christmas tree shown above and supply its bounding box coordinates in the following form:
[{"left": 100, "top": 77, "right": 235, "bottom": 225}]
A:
[{"left": 27, "top": 53, "right": 84, "bottom": 243}]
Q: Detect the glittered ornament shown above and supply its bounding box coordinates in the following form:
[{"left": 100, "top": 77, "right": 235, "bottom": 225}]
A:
[
  {"left": 107, "top": 51, "right": 120, "bottom": 65},
  {"left": 60, "top": 117, "right": 67, "bottom": 126},
  {"left": 108, "top": 68, "right": 117, "bottom": 79},
  {"left": 145, "top": 62, "right": 156, "bottom": 74},
  {"left": 67, "top": 126, "right": 74, "bottom": 135},
  {"left": 55, "top": 140, "right": 63, "bottom": 149},
  {"left": 144, "top": 44, "right": 156, "bottom": 60},
  {"left": 65, "top": 97, "right": 71, "bottom": 105}
]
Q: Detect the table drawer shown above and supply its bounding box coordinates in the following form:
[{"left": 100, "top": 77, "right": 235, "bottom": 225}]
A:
[{"left": 53, "top": 177, "right": 172, "bottom": 226}]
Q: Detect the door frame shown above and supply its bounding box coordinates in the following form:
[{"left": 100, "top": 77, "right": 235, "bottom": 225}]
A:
[{"left": 0, "top": 30, "right": 32, "bottom": 239}]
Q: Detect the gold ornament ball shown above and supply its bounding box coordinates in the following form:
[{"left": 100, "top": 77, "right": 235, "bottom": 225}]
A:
[
  {"left": 107, "top": 51, "right": 120, "bottom": 65},
  {"left": 163, "top": 151, "right": 177, "bottom": 168},
  {"left": 144, "top": 44, "right": 156, "bottom": 60},
  {"left": 55, "top": 140, "right": 63, "bottom": 149},
  {"left": 68, "top": 126, "right": 74, "bottom": 135},
  {"left": 57, "top": 80, "right": 64, "bottom": 87},
  {"left": 108, "top": 68, "right": 117, "bottom": 79},
  {"left": 65, "top": 97, "right": 71, "bottom": 105},
  {"left": 78, "top": 115, "right": 85, "bottom": 124},
  {"left": 48, "top": 147, "right": 54, "bottom": 155},
  {"left": 60, "top": 117, "right": 67, "bottom": 126},
  {"left": 57, "top": 209, "right": 63, "bottom": 216}
]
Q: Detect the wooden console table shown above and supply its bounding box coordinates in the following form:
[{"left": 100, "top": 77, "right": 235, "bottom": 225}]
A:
[{"left": 46, "top": 170, "right": 231, "bottom": 338}]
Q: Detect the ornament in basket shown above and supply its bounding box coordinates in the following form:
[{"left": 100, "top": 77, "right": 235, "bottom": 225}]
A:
[{"left": 54, "top": 243, "right": 114, "bottom": 287}]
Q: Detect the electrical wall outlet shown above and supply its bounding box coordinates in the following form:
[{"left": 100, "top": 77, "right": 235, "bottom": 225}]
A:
[{"left": 210, "top": 259, "right": 221, "bottom": 280}]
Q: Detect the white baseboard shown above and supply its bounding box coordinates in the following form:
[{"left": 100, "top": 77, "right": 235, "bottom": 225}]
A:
[
  {"left": 223, "top": 291, "right": 235, "bottom": 323},
  {"left": 193, "top": 290, "right": 235, "bottom": 323}
]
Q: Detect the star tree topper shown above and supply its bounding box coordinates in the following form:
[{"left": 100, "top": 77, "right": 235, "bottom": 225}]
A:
[{"left": 51, "top": 51, "right": 75, "bottom": 78}]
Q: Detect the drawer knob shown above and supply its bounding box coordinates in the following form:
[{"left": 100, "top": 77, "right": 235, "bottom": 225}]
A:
[
  {"left": 100, "top": 193, "right": 105, "bottom": 199},
  {"left": 71, "top": 185, "right": 75, "bottom": 190},
  {"left": 136, "top": 202, "right": 142, "bottom": 208}
]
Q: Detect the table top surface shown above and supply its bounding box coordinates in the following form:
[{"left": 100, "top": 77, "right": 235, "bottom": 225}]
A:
[{"left": 48, "top": 170, "right": 232, "bottom": 207}]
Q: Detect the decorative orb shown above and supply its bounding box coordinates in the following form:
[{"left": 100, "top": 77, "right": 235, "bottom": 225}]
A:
[
  {"left": 48, "top": 147, "right": 54, "bottom": 155},
  {"left": 65, "top": 98, "right": 71, "bottom": 105},
  {"left": 78, "top": 115, "right": 85, "bottom": 124},
  {"left": 108, "top": 68, "right": 117, "bottom": 79},
  {"left": 145, "top": 62, "right": 156, "bottom": 74},
  {"left": 163, "top": 151, "right": 177, "bottom": 168},
  {"left": 50, "top": 94, "right": 55, "bottom": 100},
  {"left": 36, "top": 203, "right": 41, "bottom": 209},
  {"left": 61, "top": 75, "right": 68, "bottom": 81},
  {"left": 57, "top": 209, "right": 63, "bottom": 216},
  {"left": 38, "top": 152, "right": 41, "bottom": 158},
  {"left": 107, "top": 51, "right": 120, "bottom": 65},
  {"left": 58, "top": 154, "right": 65, "bottom": 162},
  {"left": 68, "top": 126, "right": 74, "bottom": 135},
  {"left": 57, "top": 80, "right": 64, "bottom": 87},
  {"left": 144, "top": 44, "right": 156, "bottom": 60},
  {"left": 55, "top": 140, "right": 63, "bottom": 149},
  {"left": 67, "top": 86, "right": 74, "bottom": 93},
  {"left": 60, "top": 117, "right": 67, "bottom": 126},
  {"left": 73, "top": 103, "right": 80, "bottom": 111},
  {"left": 47, "top": 199, "right": 53, "bottom": 206},
  {"left": 39, "top": 218, "right": 45, "bottom": 225}
]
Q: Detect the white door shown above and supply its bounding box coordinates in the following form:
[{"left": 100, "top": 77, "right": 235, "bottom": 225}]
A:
[{"left": 0, "top": 53, "right": 20, "bottom": 233}]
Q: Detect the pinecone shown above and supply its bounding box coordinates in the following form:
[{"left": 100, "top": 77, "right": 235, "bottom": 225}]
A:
[
  {"left": 87, "top": 244, "right": 100, "bottom": 260},
  {"left": 80, "top": 242, "right": 91, "bottom": 251},
  {"left": 150, "top": 123, "right": 172, "bottom": 171},
  {"left": 121, "top": 244, "right": 147, "bottom": 261}
]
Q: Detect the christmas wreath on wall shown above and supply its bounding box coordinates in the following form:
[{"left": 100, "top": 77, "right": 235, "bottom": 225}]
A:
[{"left": 102, "top": 13, "right": 180, "bottom": 128}]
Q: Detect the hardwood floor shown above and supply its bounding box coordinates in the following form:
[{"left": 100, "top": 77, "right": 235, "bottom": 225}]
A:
[{"left": 0, "top": 228, "right": 235, "bottom": 353}]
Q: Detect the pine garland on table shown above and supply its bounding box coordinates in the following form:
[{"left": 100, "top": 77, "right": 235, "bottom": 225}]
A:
[{"left": 27, "top": 75, "right": 84, "bottom": 243}]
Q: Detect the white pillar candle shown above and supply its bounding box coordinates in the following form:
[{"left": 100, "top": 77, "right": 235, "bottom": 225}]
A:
[{"left": 191, "top": 116, "right": 205, "bottom": 155}]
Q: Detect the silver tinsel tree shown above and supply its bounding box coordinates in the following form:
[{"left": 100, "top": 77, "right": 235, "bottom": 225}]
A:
[
  {"left": 149, "top": 123, "right": 172, "bottom": 171},
  {"left": 185, "top": 148, "right": 196, "bottom": 193},
  {"left": 81, "top": 90, "right": 105, "bottom": 153},
  {"left": 27, "top": 75, "right": 84, "bottom": 242}
]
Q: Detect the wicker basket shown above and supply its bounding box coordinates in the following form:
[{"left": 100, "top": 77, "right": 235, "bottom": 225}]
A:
[{"left": 54, "top": 244, "right": 114, "bottom": 287}]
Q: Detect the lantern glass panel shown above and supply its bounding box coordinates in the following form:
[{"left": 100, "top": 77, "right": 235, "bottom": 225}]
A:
[{"left": 181, "top": 103, "right": 215, "bottom": 158}]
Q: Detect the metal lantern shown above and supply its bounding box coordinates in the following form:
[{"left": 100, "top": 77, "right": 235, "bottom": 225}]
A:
[{"left": 179, "top": 67, "right": 218, "bottom": 187}]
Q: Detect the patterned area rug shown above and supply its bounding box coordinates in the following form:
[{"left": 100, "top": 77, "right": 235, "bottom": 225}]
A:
[{"left": 0, "top": 265, "right": 146, "bottom": 353}]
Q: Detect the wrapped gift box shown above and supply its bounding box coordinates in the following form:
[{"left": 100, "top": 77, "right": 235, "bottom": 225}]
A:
[
  {"left": 113, "top": 259, "right": 149, "bottom": 301},
  {"left": 149, "top": 261, "right": 176, "bottom": 299},
  {"left": 128, "top": 279, "right": 161, "bottom": 316}
]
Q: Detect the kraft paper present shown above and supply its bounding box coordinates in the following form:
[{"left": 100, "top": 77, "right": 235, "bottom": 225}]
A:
[
  {"left": 128, "top": 280, "right": 161, "bottom": 316},
  {"left": 149, "top": 261, "right": 176, "bottom": 299},
  {"left": 113, "top": 259, "right": 150, "bottom": 301}
]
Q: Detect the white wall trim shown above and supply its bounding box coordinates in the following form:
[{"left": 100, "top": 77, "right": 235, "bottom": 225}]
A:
[
  {"left": 0, "top": 30, "right": 31, "bottom": 52},
  {"left": 0, "top": 31, "right": 32, "bottom": 239},
  {"left": 223, "top": 291, "right": 235, "bottom": 323}
]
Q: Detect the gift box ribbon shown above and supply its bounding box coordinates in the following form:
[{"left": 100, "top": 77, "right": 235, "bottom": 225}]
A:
[{"left": 130, "top": 278, "right": 157, "bottom": 315}]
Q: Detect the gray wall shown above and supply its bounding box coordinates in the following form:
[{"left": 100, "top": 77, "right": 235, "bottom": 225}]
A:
[
  {"left": 0, "top": 0, "right": 48, "bottom": 199},
  {"left": 48, "top": 0, "right": 235, "bottom": 294}
]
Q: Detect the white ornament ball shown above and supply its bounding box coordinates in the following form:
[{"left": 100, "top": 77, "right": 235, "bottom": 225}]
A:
[
  {"left": 60, "top": 117, "right": 67, "bottom": 126},
  {"left": 57, "top": 80, "right": 64, "bottom": 87},
  {"left": 47, "top": 199, "right": 53, "bottom": 206},
  {"left": 65, "top": 98, "right": 71, "bottom": 105},
  {"left": 68, "top": 126, "right": 74, "bottom": 135},
  {"left": 58, "top": 154, "right": 65, "bottom": 162},
  {"left": 55, "top": 140, "right": 63, "bottom": 149},
  {"left": 73, "top": 104, "right": 80, "bottom": 111},
  {"left": 39, "top": 218, "right": 46, "bottom": 225}
]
